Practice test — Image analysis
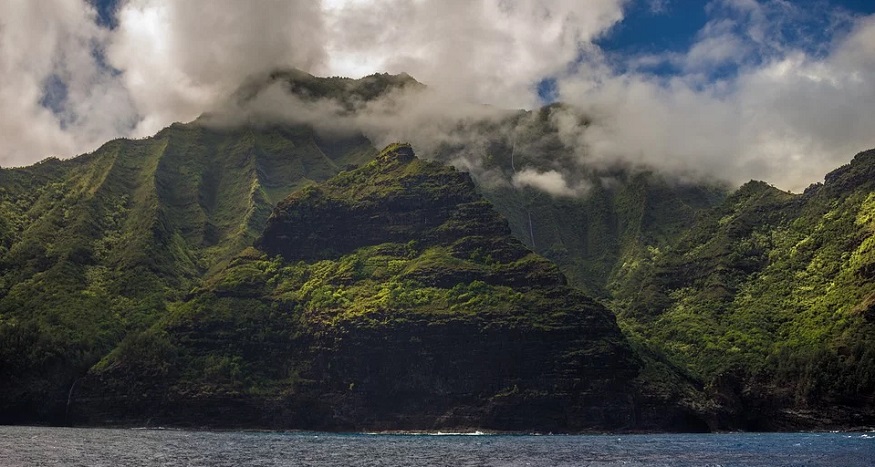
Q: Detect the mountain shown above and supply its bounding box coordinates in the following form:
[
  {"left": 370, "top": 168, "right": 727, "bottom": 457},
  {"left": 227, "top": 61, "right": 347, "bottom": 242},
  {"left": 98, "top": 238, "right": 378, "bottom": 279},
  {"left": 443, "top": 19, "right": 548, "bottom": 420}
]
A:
[
  {"left": 230, "top": 68, "right": 424, "bottom": 109},
  {"left": 613, "top": 149, "right": 875, "bottom": 429},
  {"left": 69, "top": 144, "right": 702, "bottom": 432},
  {"left": 0, "top": 71, "right": 722, "bottom": 427},
  {"left": 428, "top": 105, "right": 728, "bottom": 297},
  {"left": 1, "top": 70, "right": 872, "bottom": 431},
  {"left": 0, "top": 120, "right": 375, "bottom": 422}
]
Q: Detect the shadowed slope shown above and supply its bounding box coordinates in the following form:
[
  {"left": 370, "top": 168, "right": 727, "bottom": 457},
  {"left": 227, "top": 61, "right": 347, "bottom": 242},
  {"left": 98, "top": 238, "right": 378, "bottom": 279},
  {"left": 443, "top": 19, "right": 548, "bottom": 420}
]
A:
[
  {"left": 71, "top": 144, "right": 705, "bottom": 432},
  {"left": 0, "top": 122, "right": 375, "bottom": 423}
]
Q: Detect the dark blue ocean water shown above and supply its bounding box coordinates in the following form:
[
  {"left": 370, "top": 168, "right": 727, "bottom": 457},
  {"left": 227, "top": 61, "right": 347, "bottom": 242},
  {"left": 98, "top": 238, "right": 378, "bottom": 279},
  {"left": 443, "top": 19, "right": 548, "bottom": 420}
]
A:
[{"left": 0, "top": 426, "right": 873, "bottom": 466}]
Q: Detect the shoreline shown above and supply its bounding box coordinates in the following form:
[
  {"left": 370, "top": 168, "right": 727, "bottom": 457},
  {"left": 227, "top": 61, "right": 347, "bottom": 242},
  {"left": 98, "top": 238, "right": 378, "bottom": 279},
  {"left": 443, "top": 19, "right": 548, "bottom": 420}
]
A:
[{"left": 5, "top": 423, "right": 875, "bottom": 436}]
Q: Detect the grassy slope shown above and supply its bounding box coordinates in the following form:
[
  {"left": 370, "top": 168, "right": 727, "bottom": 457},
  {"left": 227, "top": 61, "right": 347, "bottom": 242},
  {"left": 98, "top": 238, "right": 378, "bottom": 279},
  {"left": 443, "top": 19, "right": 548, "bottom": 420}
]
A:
[
  {"left": 0, "top": 122, "right": 375, "bottom": 422},
  {"left": 482, "top": 171, "right": 726, "bottom": 298},
  {"left": 612, "top": 149, "right": 875, "bottom": 427}
]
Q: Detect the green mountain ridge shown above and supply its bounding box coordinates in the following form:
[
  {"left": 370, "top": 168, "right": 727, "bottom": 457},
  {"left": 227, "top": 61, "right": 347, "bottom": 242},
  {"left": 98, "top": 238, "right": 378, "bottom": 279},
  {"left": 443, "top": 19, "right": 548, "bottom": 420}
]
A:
[
  {"left": 615, "top": 150, "right": 875, "bottom": 429},
  {"left": 425, "top": 103, "right": 729, "bottom": 297},
  {"left": 230, "top": 68, "right": 424, "bottom": 109},
  {"left": 69, "top": 144, "right": 701, "bottom": 432},
  {"left": 0, "top": 121, "right": 374, "bottom": 422},
  {"left": 0, "top": 70, "right": 872, "bottom": 431}
]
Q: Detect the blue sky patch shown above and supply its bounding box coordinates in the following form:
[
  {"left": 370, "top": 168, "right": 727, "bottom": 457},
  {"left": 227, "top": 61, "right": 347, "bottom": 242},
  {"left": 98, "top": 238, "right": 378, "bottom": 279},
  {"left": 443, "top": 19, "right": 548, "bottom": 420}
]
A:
[
  {"left": 39, "top": 74, "right": 69, "bottom": 124},
  {"left": 91, "top": 0, "right": 119, "bottom": 29},
  {"left": 595, "top": 0, "right": 875, "bottom": 76}
]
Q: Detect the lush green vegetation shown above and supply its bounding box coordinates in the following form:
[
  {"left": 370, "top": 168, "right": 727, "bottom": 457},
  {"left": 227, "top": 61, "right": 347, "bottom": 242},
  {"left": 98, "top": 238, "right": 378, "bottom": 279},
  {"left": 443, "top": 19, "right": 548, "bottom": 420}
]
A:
[
  {"left": 427, "top": 102, "right": 875, "bottom": 424},
  {"left": 0, "top": 118, "right": 374, "bottom": 422},
  {"left": 429, "top": 105, "right": 728, "bottom": 297},
  {"left": 612, "top": 150, "right": 875, "bottom": 419},
  {"left": 232, "top": 68, "right": 424, "bottom": 112},
  {"left": 80, "top": 145, "right": 640, "bottom": 429},
  {"left": 1, "top": 70, "right": 872, "bottom": 429}
]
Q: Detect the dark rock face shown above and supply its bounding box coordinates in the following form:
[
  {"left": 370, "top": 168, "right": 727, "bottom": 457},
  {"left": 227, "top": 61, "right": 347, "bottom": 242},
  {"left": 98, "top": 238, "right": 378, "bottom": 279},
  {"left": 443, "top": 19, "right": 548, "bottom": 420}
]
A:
[
  {"left": 72, "top": 319, "right": 638, "bottom": 432},
  {"left": 299, "top": 315, "right": 638, "bottom": 432},
  {"left": 257, "top": 144, "right": 509, "bottom": 261},
  {"left": 71, "top": 306, "right": 707, "bottom": 431},
  {"left": 71, "top": 306, "right": 658, "bottom": 432},
  {"left": 70, "top": 144, "right": 704, "bottom": 432}
]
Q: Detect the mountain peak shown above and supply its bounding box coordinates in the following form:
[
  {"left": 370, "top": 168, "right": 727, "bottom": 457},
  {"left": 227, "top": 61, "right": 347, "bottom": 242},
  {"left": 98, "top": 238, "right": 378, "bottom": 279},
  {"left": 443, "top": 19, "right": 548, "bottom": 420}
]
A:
[
  {"left": 376, "top": 142, "right": 415, "bottom": 164},
  {"left": 821, "top": 147, "right": 875, "bottom": 192},
  {"left": 71, "top": 140, "right": 669, "bottom": 433},
  {"left": 231, "top": 69, "right": 425, "bottom": 107},
  {"left": 729, "top": 179, "right": 794, "bottom": 203},
  {"left": 257, "top": 144, "right": 521, "bottom": 264}
]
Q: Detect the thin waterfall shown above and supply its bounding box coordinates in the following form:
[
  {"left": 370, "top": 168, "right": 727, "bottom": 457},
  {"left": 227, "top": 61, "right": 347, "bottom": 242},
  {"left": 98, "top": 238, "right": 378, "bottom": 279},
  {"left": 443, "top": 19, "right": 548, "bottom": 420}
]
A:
[
  {"left": 65, "top": 377, "right": 83, "bottom": 423},
  {"left": 510, "top": 137, "right": 535, "bottom": 248}
]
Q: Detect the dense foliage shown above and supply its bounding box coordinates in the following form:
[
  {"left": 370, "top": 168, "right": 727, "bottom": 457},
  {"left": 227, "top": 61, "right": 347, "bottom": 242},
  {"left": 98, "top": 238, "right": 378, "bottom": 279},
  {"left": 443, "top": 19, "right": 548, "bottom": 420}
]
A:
[
  {"left": 72, "top": 145, "right": 657, "bottom": 432},
  {"left": 0, "top": 70, "right": 872, "bottom": 430},
  {"left": 0, "top": 120, "right": 374, "bottom": 422},
  {"left": 613, "top": 150, "right": 875, "bottom": 427},
  {"left": 429, "top": 104, "right": 728, "bottom": 297}
]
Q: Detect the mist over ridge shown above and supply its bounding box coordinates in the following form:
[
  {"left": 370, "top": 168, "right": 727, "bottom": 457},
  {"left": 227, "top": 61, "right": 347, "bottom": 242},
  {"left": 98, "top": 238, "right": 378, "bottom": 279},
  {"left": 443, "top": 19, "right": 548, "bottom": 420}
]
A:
[{"left": 2, "top": 0, "right": 875, "bottom": 193}]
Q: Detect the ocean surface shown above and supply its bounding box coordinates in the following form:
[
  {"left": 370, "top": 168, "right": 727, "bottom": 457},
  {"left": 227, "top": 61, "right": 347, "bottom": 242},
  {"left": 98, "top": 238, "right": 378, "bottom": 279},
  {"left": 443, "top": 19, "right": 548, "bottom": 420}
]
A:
[{"left": 0, "top": 426, "right": 873, "bottom": 466}]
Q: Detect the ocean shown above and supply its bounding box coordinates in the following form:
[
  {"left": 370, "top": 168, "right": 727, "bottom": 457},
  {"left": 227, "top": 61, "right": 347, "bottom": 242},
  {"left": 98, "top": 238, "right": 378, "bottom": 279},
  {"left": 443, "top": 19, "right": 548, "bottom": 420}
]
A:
[{"left": 0, "top": 426, "right": 872, "bottom": 466}]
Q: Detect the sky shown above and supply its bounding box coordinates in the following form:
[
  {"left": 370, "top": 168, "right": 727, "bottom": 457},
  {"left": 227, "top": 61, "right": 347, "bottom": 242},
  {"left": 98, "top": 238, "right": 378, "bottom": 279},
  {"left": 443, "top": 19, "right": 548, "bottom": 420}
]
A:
[{"left": 1, "top": 0, "right": 874, "bottom": 191}]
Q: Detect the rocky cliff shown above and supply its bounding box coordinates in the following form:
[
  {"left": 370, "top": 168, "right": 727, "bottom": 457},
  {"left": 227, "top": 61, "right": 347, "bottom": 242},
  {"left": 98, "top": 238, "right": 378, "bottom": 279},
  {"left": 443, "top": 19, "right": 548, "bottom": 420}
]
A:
[{"left": 69, "top": 144, "right": 704, "bottom": 432}]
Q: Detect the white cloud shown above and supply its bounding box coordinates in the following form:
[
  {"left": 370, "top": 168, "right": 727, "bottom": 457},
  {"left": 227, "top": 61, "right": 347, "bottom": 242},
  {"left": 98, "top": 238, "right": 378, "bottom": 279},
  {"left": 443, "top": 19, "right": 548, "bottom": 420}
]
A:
[
  {"left": 1, "top": 0, "right": 873, "bottom": 195},
  {"left": 107, "top": 0, "right": 328, "bottom": 138},
  {"left": 0, "top": 0, "right": 136, "bottom": 167},
  {"left": 0, "top": 0, "right": 625, "bottom": 167},
  {"left": 512, "top": 168, "right": 589, "bottom": 197},
  {"left": 685, "top": 33, "right": 748, "bottom": 70},
  {"left": 320, "top": 0, "right": 626, "bottom": 107},
  {"left": 554, "top": 4, "right": 875, "bottom": 191}
]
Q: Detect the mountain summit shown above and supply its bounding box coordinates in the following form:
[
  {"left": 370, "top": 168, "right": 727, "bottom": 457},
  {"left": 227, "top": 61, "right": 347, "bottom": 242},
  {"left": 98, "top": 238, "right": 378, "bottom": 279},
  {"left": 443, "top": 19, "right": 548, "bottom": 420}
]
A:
[{"left": 231, "top": 69, "right": 425, "bottom": 109}]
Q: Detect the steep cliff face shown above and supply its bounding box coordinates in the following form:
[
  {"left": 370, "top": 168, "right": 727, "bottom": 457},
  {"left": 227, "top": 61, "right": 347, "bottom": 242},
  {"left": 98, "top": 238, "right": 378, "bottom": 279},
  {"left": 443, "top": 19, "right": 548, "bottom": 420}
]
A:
[
  {"left": 70, "top": 144, "right": 704, "bottom": 432},
  {"left": 1, "top": 72, "right": 726, "bottom": 427},
  {"left": 9, "top": 70, "right": 875, "bottom": 432},
  {"left": 428, "top": 104, "right": 728, "bottom": 298},
  {"left": 258, "top": 144, "right": 509, "bottom": 262},
  {"left": 614, "top": 149, "right": 875, "bottom": 430},
  {"left": 0, "top": 121, "right": 374, "bottom": 424}
]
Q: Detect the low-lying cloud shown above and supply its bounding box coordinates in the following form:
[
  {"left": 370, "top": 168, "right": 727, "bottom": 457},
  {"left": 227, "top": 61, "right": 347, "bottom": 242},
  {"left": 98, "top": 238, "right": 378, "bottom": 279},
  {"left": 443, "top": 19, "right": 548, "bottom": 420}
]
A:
[
  {"left": 512, "top": 169, "right": 590, "bottom": 197},
  {"left": 1, "top": 0, "right": 874, "bottom": 194}
]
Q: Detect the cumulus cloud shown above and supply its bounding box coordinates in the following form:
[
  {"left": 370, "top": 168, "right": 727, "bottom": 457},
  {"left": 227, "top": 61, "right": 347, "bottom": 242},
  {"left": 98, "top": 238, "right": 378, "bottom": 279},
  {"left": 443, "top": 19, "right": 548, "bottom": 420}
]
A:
[
  {"left": 321, "top": 0, "right": 625, "bottom": 108},
  {"left": 0, "top": 0, "right": 623, "bottom": 168},
  {"left": 554, "top": 2, "right": 875, "bottom": 191},
  {"left": 0, "top": 0, "right": 136, "bottom": 167},
  {"left": 1, "top": 0, "right": 874, "bottom": 195},
  {"left": 108, "top": 0, "right": 327, "bottom": 137}
]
